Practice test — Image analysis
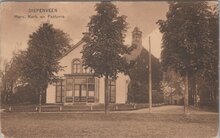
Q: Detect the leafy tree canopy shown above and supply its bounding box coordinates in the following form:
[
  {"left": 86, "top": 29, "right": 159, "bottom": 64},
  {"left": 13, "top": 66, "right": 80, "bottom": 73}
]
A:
[
  {"left": 157, "top": 2, "right": 211, "bottom": 76},
  {"left": 1, "top": 23, "right": 72, "bottom": 104},
  {"left": 22, "top": 23, "right": 72, "bottom": 88},
  {"left": 81, "top": 2, "right": 130, "bottom": 79}
]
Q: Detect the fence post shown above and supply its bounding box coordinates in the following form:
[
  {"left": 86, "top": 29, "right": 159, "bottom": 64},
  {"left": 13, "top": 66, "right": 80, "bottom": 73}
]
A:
[
  {"left": 35, "top": 106, "right": 38, "bottom": 111},
  {"left": 115, "top": 105, "right": 118, "bottom": 111},
  {"left": 133, "top": 104, "right": 136, "bottom": 109},
  {"left": 38, "top": 106, "right": 41, "bottom": 112},
  {"left": 59, "top": 105, "right": 63, "bottom": 112},
  {"left": 9, "top": 106, "right": 12, "bottom": 112},
  {"left": 90, "top": 105, "right": 93, "bottom": 111}
]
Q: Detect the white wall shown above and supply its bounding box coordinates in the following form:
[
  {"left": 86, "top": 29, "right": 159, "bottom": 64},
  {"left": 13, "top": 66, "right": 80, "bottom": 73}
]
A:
[
  {"left": 116, "top": 73, "right": 128, "bottom": 103},
  {"left": 99, "top": 77, "right": 105, "bottom": 103},
  {"left": 46, "top": 84, "right": 56, "bottom": 103}
]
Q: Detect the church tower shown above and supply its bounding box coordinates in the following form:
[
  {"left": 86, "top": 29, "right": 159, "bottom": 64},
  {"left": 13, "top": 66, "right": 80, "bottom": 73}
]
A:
[
  {"left": 125, "top": 27, "right": 143, "bottom": 62},
  {"left": 132, "top": 27, "right": 142, "bottom": 46}
]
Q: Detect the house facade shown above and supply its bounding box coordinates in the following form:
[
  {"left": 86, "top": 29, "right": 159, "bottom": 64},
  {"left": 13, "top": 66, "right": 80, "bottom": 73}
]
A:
[{"left": 46, "top": 27, "right": 143, "bottom": 105}]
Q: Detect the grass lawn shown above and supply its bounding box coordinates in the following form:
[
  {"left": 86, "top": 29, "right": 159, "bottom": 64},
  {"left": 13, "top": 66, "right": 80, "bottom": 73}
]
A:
[{"left": 1, "top": 112, "right": 218, "bottom": 138}]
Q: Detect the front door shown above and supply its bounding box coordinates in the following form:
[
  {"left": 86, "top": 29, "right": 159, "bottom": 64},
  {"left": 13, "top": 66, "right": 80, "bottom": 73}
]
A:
[{"left": 74, "top": 84, "right": 87, "bottom": 102}]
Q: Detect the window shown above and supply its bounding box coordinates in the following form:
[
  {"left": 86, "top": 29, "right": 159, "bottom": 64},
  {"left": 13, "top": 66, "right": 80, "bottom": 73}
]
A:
[
  {"left": 55, "top": 79, "right": 65, "bottom": 103},
  {"left": 88, "top": 78, "right": 95, "bottom": 83},
  {"left": 72, "top": 60, "right": 81, "bottom": 73},
  {"left": 108, "top": 80, "right": 116, "bottom": 103},
  {"left": 81, "top": 85, "right": 87, "bottom": 97},
  {"left": 66, "top": 78, "right": 73, "bottom": 102},
  {"left": 75, "top": 78, "right": 87, "bottom": 84},
  {"left": 74, "top": 84, "right": 87, "bottom": 102},
  {"left": 66, "top": 78, "right": 73, "bottom": 91},
  {"left": 88, "top": 84, "right": 95, "bottom": 97}
]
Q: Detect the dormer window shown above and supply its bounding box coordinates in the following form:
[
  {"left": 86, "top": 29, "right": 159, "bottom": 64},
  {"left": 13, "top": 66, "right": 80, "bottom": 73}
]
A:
[{"left": 72, "top": 59, "right": 81, "bottom": 73}]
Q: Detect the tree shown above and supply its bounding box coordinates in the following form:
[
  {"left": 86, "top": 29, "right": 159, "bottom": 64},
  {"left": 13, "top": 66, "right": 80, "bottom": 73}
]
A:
[
  {"left": 157, "top": 2, "right": 211, "bottom": 113},
  {"left": 0, "top": 61, "right": 11, "bottom": 104},
  {"left": 1, "top": 51, "right": 26, "bottom": 104},
  {"left": 197, "top": 5, "right": 219, "bottom": 108},
  {"left": 127, "top": 48, "right": 163, "bottom": 103},
  {"left": 22, "top": 23, "right": 72, "bottom": 104},
  {"left": 81, "top": 2, "right": 130, "bottom": 113}
]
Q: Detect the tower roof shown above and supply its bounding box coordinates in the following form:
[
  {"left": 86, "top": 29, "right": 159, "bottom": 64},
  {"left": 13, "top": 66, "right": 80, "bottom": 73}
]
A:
[{"left": 133, "top": 27, "right": 141, "bottom": 33}]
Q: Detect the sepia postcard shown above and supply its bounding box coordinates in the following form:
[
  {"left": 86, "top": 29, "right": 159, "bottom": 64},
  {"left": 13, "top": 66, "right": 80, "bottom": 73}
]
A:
[{"left": 0, "top": 1, "right": 219, "bottom": 138}]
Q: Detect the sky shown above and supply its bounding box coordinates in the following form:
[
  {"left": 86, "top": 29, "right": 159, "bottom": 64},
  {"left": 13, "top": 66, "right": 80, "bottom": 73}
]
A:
[{"left": 0, "top": 1, "right": 169, "bottom": 69}]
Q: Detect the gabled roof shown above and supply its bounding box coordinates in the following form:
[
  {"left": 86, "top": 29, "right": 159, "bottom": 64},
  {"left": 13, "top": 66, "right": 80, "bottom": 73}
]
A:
[
  {"left": 57, "top": 39, "right": 85, "bottom": 61},
  {"left": 57, "top": 32, "right": 90, "bottom": 61}
]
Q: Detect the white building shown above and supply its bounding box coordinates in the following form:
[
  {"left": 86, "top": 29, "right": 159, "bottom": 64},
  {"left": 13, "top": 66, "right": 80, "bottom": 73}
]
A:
[{"left": 46, "top": 27, "right": 143, "bottom": 105}]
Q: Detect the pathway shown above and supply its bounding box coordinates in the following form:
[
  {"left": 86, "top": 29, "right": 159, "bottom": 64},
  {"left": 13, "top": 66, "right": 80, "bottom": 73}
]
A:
[{"left": 113, "top": 105, "right": 218, "bottom": 115}]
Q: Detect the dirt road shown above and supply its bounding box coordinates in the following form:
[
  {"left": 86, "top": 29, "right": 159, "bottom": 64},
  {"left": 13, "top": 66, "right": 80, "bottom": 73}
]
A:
[{"left": 113, "top": 105, "right": 218, "bottom": 114}]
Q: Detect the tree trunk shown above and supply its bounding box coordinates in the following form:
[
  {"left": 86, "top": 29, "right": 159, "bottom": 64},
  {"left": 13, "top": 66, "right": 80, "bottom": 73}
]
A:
[
  {"left": 213, "top": 83, "right": 218, "bottom": 108},
  {"left": 188, "top": 76, "right": 194, "bottom": 106},
  {"left": 42, "top": 87, "right": 47, "bottom": 104},
  {"left": 170, "top": 87, "right": 172, "bottom": 105},
  {"left": 184, "top": 72, "right": 189, "bottom": 114},
  {"left": 195, "top": 83, "right": 198, "bottom": 106},
  {"left": 209, "top": 83, "right": 213, "bottom": 105},
  {"left": 211, "top": 83, "right": 216, "bottom": 107},
  {"left": 36, "top": 88, "right": 42, "bottom": 112},
  {"left": 104, "top": 75, "right": 109, "bottom": 114},
  {"left": 3, "top": 80, "right": 7, "bottom": 104}
]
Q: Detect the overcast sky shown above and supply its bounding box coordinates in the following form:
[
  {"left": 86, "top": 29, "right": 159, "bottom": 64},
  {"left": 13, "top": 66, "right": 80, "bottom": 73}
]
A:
[{"left": 0, "top": 1, "right": 169, "bottom": 68}]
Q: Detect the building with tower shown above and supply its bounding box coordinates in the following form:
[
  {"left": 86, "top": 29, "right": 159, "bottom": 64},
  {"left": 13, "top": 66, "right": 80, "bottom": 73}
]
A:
[
  {"left": 46, "top": 27, "right": 143, "bottom": 104},
  {"left": 126, "top": 27, "right": 163, "bottom": 103}
]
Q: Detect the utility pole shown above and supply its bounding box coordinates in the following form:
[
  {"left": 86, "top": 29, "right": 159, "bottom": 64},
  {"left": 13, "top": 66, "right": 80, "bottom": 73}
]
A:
[
  {"left": 149, "top": 36, "right": 152, "bottom": 113},
  {"left": 184, "top": 72, "right": 189, "bottom": 114}
]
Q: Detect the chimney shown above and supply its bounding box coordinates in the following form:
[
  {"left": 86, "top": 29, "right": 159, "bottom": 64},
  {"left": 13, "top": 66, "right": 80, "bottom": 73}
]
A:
[{"left": 82, "top": 32, "right": 90, "bottom": 42}]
